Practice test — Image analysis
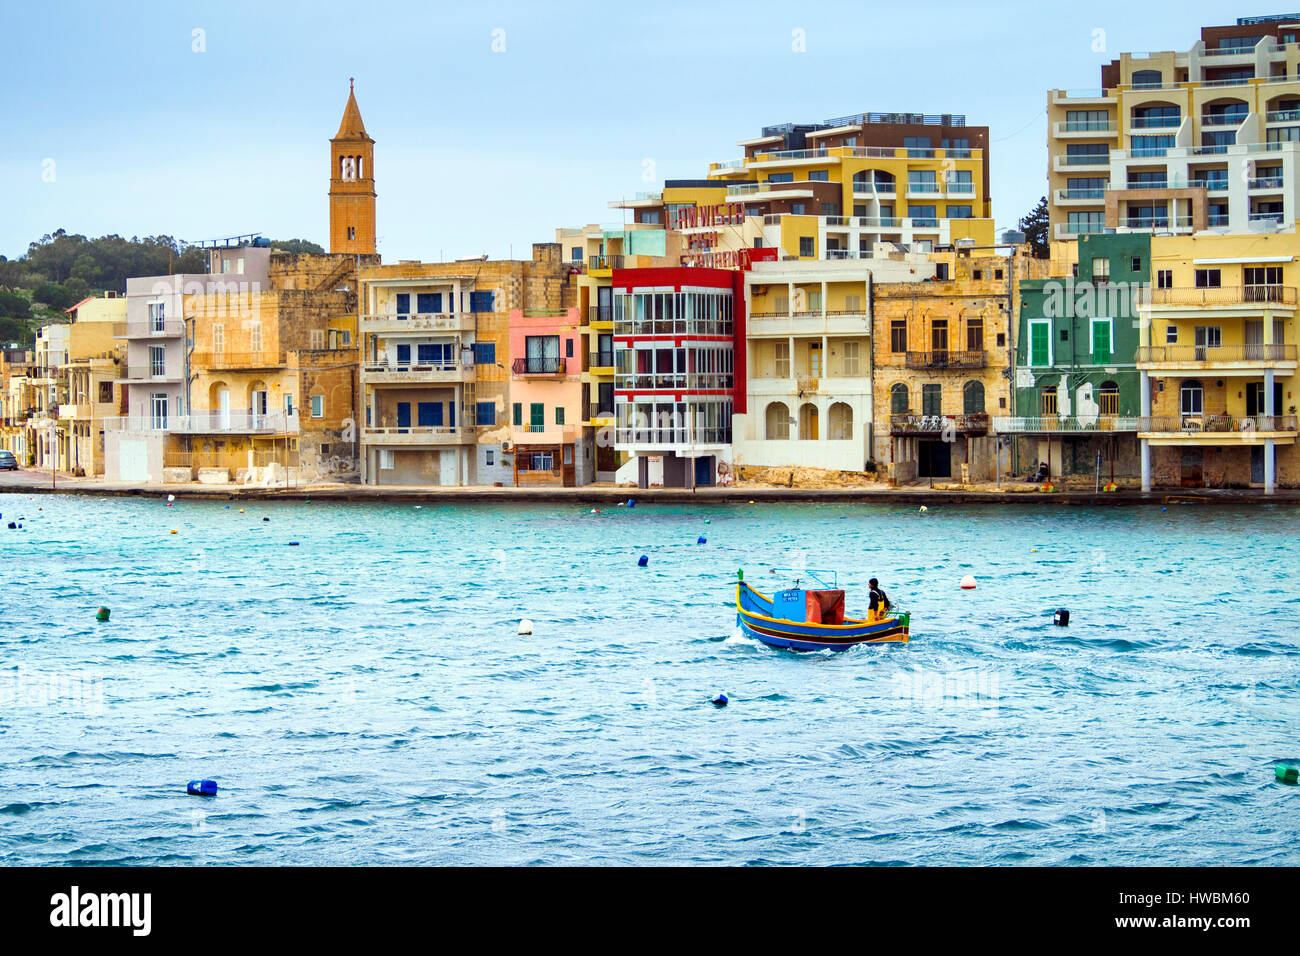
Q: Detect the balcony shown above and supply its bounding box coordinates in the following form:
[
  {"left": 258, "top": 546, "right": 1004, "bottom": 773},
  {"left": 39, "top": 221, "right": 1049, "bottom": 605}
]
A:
[
  {"left": 361, "top": 361, "right": 476, "bottom": 385},
  {"left": 993, "top": 415, "right": 1140, "bottom": 434},
  {"left": 746, "top": 308, "right": 870, "bottom": 338},
  {"left": 1057, "top": 188, "right": 1106, "bottom": 202},
  {"left": 360, "top": 312, "right": 475, "bottom": 334},
  {"left": 1055, "top": 222, "right": 1107, "bottom": 238},
  {"left": 1143, "top": 285, "right": 1297, "bottom": 308},
  {"left": 1054, "top": 153, "right": 1110, "bottom": 172},
  {"left": 1053, "top": 119, "right": 1118, "bottom": 136},
  {"left": 119, "top": 320, "right": 184, "bottom": 338},
  {"left": 121, "top": 365, "right": 183, "bottom": 383},
  {"left": 589, "top": 350, "right": 615, "bottom": 374},
  {"left": 904, "top": 350, "right": 987, "bottom": 370},
  {"left": 1129, "top": 115, "right": 1182, "bottom": 129},
  {"left": 190, "top": 351, "right": 284, "bottom": 370},
  {"left": 361, "top": 425, "right": 477, "bottom": 446},
  {"left": 1200, "top": 113, "right": 1247, "bottom": 127},
  {"left": 1248, "top": 175, "right": 1285, "bottom": 190},
  {"left": 906, "top": 181, "right": 942, "bottom": 197},
  {"left": 1266, "top": 109, "right": 1300, "bottom": 123},
  {"left": 1136, "top": 343, "right": 1298, "bottom": 371},
  {"left": 104, "top": 411, "right": 296, "bottom": 434},
  {"left": 851, "top": 181, "right": 897, "bottom": 196},
  {"left": 944, "top": 181, "right": 976, "bottom": 196},
  {"left": 1137, "top": 414, "right": 1299, "bottom": 441},
  {"left": 589, "top": 305, "right": 614, "bottom": 328},
  {"left": 890, "top": 413, "right": 990, "bottom": 436},
  {"left": 588, "top": 403, "right": 615, "bottom": 425},
  {"left": 512, "top": 357, "right": 567, "bottom": 376},
  {"left": 613, "top": 426, "right": 731, "bottom": 448},
  {"left": 588, "top": 255, "right": 624, "bottom": 275}
]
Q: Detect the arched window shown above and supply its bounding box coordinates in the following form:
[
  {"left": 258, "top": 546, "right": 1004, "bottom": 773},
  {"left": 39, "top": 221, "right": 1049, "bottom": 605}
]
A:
[
  {"left": 890, "top": 382, "right": 909, "bottom": 414},
  {"left": 799, "top": 402, "right": 819, "bottom": 440},
  {"left": 1132, "top": 102, "right": 1180, "bottom": 129},
  {"left": 1098, "top": 380, "right": 1119, "bottom": 416},
  {"left": 828, "top": 402, "right": 853, "bottom": 440},
  {"left": 765, "top": 401, "right": 790, "bottom": 440},
  {"left": 963, "top": 380, "right": 985, "bottom": 414},
  {"left": 1181, "top": 379, "right": 1204, "bottom": 416}
]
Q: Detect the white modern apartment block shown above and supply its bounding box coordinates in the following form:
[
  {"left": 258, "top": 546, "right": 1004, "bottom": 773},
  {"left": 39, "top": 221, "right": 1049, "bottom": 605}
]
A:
[{"left": 1049, "top": 15, "right": 1300, "bottom": 239}]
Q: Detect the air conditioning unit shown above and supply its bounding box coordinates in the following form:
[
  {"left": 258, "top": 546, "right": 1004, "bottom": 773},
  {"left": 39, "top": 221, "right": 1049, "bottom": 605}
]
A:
[{"left": 501, "top": 440, "right": 513, "bottom": 451}]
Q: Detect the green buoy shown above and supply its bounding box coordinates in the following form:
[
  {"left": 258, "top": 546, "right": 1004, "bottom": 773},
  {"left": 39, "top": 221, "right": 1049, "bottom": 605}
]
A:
[
  {"left": 95, "top": 607, "right": 110, "bottom": 622},
  {"left": 1276, "top": 764, "right": 1298, "bottom": 784},
  {"left": 737, "top": 568, "right": 744, "bottom": 582}
]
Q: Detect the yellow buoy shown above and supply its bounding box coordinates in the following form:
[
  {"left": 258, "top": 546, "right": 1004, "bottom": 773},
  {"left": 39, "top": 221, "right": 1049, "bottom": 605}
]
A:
[{"left": 170, "top": 529, "right": 178, "bottom": 534}]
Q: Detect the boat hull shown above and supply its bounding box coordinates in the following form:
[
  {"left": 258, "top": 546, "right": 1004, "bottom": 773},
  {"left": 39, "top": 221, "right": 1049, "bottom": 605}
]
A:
[{"left": 735, "top": 582, "right": 909, "bottom": 652}]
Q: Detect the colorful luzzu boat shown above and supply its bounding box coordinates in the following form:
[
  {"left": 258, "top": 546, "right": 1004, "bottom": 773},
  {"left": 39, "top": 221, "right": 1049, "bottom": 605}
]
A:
[{"left": 735, "top": 569, "right": 909, "bottom": 652}]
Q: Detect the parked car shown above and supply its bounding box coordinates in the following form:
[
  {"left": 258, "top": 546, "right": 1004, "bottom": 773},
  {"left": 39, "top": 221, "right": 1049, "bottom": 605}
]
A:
[{"left": 0, "top": 450, "right": 18, "bottom": 471}]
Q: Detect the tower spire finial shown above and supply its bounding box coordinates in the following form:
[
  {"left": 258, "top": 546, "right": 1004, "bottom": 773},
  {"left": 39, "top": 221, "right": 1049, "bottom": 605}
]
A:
[{"left": 349, "top": 77, "right": 354, "bottom": 92}]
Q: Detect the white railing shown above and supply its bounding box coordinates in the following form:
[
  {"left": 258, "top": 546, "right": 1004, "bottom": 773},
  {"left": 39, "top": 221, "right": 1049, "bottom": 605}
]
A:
[
  {"left": 993, "top": 416, "right": 1140, "bottom": 433},
  {"left": 103, "top": 411, "right": 297, "bottom": 433}
]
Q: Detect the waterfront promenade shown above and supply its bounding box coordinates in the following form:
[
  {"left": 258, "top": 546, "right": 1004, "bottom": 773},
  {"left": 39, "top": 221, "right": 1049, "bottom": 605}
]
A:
[{"left": 1, "top": 469, "right": 1295, "bottom": 506}]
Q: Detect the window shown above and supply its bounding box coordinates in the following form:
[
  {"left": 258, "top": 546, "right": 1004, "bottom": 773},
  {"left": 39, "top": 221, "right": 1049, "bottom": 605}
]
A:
[
  {"left": 904, "top": 135, "right": 930, "bottom": 156},
  {"left": 773, "top": 341, "right": 790, "bottom": 378},
  {"left": 1194, "top": 269, "right": 1221, "bottom": 288},
  {"left": 469, "top": 291, "right": 494, "bottom": 312},
  {"left": 890, "top": 383, "right": 909, "bottom": 414},
  {"left": 524, "top": 335, "right": 561, "bottom": 372},
  {"left": 1157, "top": 269, "right": 1173, "bottom": 289},
  {"left": 1166, "top": 325, "right": 1178, "bottom": 344},
  {"left": 765, "top": 401, "right": 791, "bottom": 440},
  {"left": 149, "top": 346, "right": 165, "bottom": 377},
  {"left": 828, "top": 402, "right": 853, "bottom": 440},
  {"left": 486, "top": 449, "right": 495, "bottom": 466},
  {"left": 966, "top": 317, "right": 984, "bottom": 351},
  {"left": 1091, "top": 257, "right": 1110, "bottom": 282},
  {"left": 807, "top": 170, "right": 829, "bottom": 181},
  {"left": 768, "top": 172, "right": 794, "bottom": 183},
  {"left": 1091, "top": 318, "right": 1113, "bottom": 363},
  {"left": 284, "top": 394, "right": 294, "bottom": 415},
  {"left": 931, "top": 318, "right": 949, "bottom": 352},
  {"left": 396, "top": 293, "right": 410, "bottom": 315},
  {"left": 946, "top": 205, "right": 973, "bottom": 218},
  {"left": 473, "top": 342, "right": 496, "bottom": 366},
  {"left": 529, "top": 403, "right": 544, "bottom": 430},
  {"left": 476, "top": 401, "right": 496, "bottom": 426},
  {"left": 213, "top": 324, "right": 225, "bottom": 354},
  {"left": 921, "top": 383, "right": 942, "bottom": 416},
  {"left": 149, "top": 302, "right": 166, "bottom": 331},
  {"left": 1098, "top": 381, "right": 1120, "bottom": 416},
  {"left": 311, "top": 394, "right": 324, "bottom": 418},
  {"left": 1068, "top": 211, "right": 1105, "bottom": 234},
  {"left": 907, "top": 205, "right": 938, "bottom": 227},
  {"left": 555, "top": 406, "right": 565, "bottom": 425},
  {"left": 1194, "top": 326, "right": 1222, "bottom": 349},
  {"left": 908, "top": 170, "right": 938, "bottom": 192},
  {"left": 379, "top": 449, "right": 395, "bottom": 470},
  {"left": 1180, "top": 379, "right": 1204, "bottom": 416},
  {"left": 963, "top": 380, "right": 985, "bottom": 414},
  {"left": 1029, "top": 320, "right": 1051, "bottom": 366},
  {"left": 512, "top": 402, "right": 522, "bottom": 426},
  {"left": 890, "top": 320, "right": 907, "bottom": 353},
  {"left": 249, "top": 322, "right": 263, "bottom": 354},
  {"left": 799, "top": 237, "right": 814, "bottom": 257},
  {"left": 1131, "top": 257, "right": 1142, "bottom": 273},
  {"left": 935, "top": 263, "right": 949, "bottom": 281},
  {"left": 1040, "top": 385, "right": 1058, "bottom": 416},
  {"left": 841, "top": 341, "right": 860, "bottom": 375},
  {"left": 396, "top": 343, "right": 411, "bottom": 366}
]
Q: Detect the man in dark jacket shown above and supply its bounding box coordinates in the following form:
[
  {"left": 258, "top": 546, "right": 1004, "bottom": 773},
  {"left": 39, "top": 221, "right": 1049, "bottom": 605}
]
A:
[{"left": 868, "top": 578, "right": 891, "bottom": 622}]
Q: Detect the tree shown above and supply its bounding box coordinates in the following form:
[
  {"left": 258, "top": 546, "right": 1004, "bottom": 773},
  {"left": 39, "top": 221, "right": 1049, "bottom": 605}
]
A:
[
  {"left": 63, "top": 276, "right": 90, "bottom": 301},
  {"left": 34, "top": 282, "right": 77, "bottom": 310},
  {"left": 0, "top": 289, "right": 31, "bottom": 320},
  {"left": 268, "top": 238, "right": 326, "bottom": 255},
  {"left": 1018, "top": 196, "right": 1049, "bottom": 259}
]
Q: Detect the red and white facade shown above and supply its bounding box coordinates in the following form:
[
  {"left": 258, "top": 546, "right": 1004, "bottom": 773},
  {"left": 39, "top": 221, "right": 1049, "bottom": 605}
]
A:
[{"left": 612, "top": 266, "right": 756, "bottom": 488}]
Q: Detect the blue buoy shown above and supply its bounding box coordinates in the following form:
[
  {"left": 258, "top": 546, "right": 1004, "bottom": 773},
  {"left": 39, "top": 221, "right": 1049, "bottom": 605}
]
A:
[
  {"left": 697, "top": 536, "right": 707, "bottom": 544},
  {"left": 6, "top": 522, "right": 14, "bottom": 530},
  {"left": 186, "top": 779, "right": 217, "bottom": 796},
  {"left": 627, "top": 499, "right": 636, "bottom": 508},
  {"left": 288, "top": 541, "right": 300, "bottom": 546},
  {"left": 262, "top": 517, "right": 270, "bottom": 522},
  {"left": 637, "top": 554, "right": 649, "bottom": 567},
  {"left": 711, "top": 692, "right": 729, "bottom": 707}
]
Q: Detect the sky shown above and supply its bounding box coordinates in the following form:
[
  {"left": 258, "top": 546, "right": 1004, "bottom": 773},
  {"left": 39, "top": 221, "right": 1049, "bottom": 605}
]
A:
[{"left": 0, "top": 0, "right": 1256, "bottom": 263}]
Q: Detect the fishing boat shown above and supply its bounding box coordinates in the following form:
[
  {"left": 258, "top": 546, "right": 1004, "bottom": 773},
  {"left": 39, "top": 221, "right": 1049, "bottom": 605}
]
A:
[{"left": 735, "top": 569, "right": 909, "bottom": 651}]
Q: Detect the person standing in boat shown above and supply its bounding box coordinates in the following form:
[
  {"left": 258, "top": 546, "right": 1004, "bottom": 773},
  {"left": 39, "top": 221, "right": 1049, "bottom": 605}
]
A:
[{"left": 867, "top": 578, "right": 892, "bottom": 623}]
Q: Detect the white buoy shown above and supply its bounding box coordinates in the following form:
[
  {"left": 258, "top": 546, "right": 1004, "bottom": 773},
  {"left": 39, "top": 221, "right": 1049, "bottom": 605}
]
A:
[
  {"left": 517, "top": 619, "right": 534, "bottom": 635},
  {"left": 960, "top": 575, "right": 977, "bottom": 590},
  {"left": 167, "top": 494, "right": 175, "bottom": 503},
  {"left": 919, "top": 505, "right": 928, "bottom": 513}
]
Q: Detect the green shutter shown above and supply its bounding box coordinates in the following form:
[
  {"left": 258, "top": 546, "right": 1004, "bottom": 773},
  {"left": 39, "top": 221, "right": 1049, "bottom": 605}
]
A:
[
  {"left": 530, "top": 403, "right": 544, "bottom": 429},
  {"left": 555, "top": 406, "right": 565, "bottom": 425},
  {"left": 512, "top": 403, "right": 522, "bottom": 426},
  {"left": 1030, "top": 322, "right": 1050, "bottom": 366},
  {"left": 1092, "top": 320, "right": 1111, "bottom": 363}
]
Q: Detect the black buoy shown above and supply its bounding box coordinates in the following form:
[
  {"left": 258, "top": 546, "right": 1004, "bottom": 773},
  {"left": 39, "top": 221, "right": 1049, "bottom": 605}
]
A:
[
  {"left": 6, "top": 522, "right": 14, "bottom": 530},
  {"left": 1054, "top": 608, "right": 1070, "bottom": 627}
]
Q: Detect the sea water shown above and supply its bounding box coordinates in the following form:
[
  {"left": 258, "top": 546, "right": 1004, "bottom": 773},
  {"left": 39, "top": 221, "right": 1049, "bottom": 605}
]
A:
[{"left": 2, "top": 493, "right": 1298, "bottom": 865}]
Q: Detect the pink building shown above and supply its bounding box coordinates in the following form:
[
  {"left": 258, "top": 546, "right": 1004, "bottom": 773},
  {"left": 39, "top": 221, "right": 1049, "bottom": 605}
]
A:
[{"left": 507, "top": 308, "right": 590, "bottom": 485}]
